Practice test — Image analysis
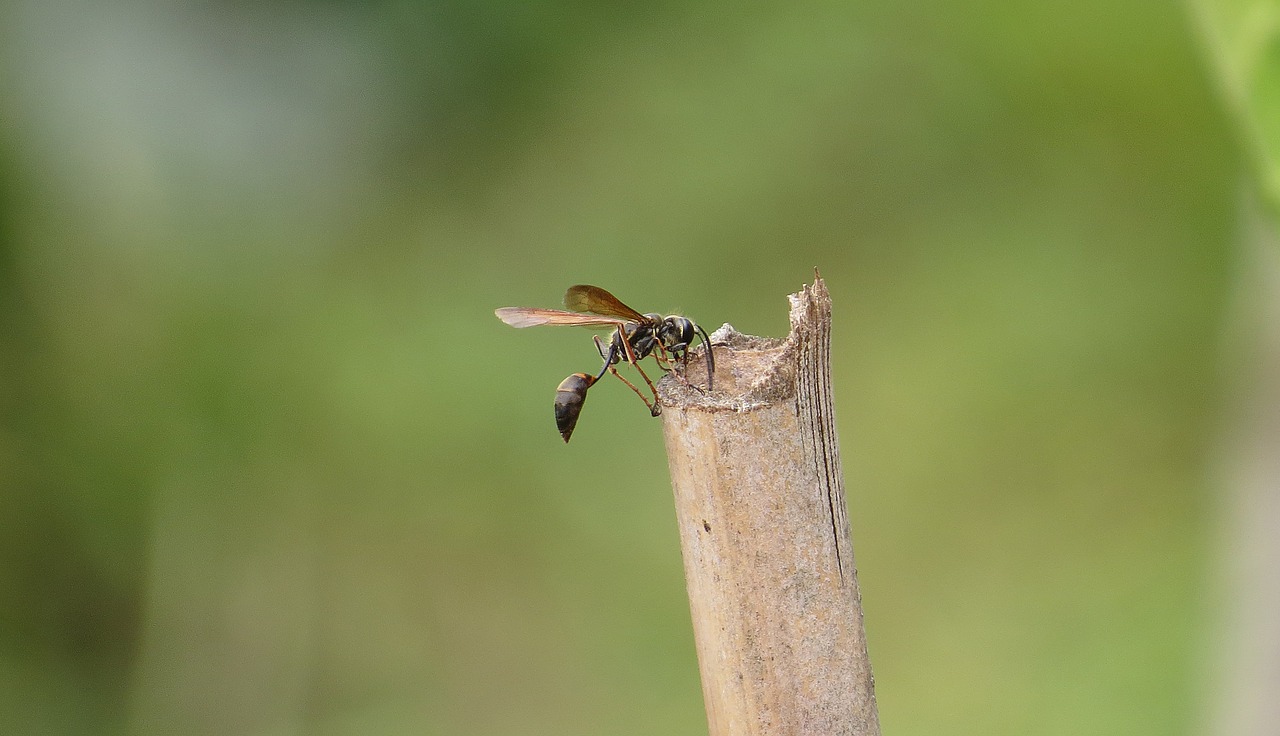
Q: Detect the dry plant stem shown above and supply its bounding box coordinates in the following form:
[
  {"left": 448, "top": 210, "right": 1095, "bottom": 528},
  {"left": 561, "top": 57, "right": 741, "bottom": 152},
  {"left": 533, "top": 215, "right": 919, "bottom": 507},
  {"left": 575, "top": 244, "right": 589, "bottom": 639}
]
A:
[{"left": 658, "top": 276, "right": 880, "bottom": 736}]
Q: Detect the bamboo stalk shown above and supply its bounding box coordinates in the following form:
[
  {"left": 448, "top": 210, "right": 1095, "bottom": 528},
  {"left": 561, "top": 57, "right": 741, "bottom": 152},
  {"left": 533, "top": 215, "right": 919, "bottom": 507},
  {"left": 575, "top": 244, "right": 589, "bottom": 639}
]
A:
[{"left": 658, "top": 274, "right": 880, "bottom": 736}]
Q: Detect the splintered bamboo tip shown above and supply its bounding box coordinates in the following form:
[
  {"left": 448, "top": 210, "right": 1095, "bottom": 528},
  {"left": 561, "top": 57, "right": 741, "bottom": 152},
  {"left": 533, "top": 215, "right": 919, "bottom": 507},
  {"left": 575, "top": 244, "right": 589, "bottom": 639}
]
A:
[{"left": 657, "top": 274, "right": 828, "bottom": 410}]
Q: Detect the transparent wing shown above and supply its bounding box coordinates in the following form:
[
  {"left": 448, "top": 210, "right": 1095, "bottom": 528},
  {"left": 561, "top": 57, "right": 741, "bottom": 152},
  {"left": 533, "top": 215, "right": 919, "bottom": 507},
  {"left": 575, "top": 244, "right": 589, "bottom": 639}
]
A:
[
  {"left": 495, "top": 307, "right": 624, "bottom": 329},
  {"left": 563, "top": 285, "right": 646, "bottom": 322}
]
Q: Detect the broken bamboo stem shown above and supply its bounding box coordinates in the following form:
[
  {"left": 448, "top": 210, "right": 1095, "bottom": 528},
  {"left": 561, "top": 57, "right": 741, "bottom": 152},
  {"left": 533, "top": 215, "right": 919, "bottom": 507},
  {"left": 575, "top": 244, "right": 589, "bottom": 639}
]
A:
[{"left": 657, "top": 274, "right": 880, "bottom": 736}]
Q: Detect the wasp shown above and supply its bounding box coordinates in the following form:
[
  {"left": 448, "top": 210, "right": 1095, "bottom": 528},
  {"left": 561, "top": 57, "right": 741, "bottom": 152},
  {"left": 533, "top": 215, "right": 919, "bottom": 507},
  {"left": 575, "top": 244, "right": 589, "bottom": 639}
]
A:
[{"left": 496, "top": 285, "right": 715, "bottom": 442}]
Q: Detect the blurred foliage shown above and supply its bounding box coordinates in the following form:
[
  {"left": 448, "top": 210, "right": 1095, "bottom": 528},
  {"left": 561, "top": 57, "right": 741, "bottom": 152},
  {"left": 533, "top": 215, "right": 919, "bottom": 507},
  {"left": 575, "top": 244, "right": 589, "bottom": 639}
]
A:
[
  {"left": 1192, "top": 0, "right": 1280, "bottom": 213},
  {"left": 0, "top": 0, "right": 1250, "bottom": 734}
]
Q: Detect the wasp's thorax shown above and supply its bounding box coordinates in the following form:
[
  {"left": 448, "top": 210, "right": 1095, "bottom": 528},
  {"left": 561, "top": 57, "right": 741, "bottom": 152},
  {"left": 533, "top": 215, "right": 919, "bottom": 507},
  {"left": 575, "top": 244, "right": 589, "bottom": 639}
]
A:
[{"left": 599, "top": 314, "right": 699, "bottom": 365}]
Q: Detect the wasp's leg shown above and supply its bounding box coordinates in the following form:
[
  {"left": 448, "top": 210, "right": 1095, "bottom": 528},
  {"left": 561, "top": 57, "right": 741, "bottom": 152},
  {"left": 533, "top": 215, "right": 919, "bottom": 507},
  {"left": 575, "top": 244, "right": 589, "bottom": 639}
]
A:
[
  {"left": 655, "top": 344, "right": 707, "bottom": 392},
  {"left": 605, "top": 363, "right": 662, "bottom": 417},
  {"left": 651, "top": 343, "right": 677, "bottom": 371},
  {"left": 612, "top": 323, "right": 642, "bottom": 366},
  {"left": 628, "top": 354, "right": 663, "bottom": 413},
  {"left": 588, "top": 338, "right": 660, "bottom": 417}
]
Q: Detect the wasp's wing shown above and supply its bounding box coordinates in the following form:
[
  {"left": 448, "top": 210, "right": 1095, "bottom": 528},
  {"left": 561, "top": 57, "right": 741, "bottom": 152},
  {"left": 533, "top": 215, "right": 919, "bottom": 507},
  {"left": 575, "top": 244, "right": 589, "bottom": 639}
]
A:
[
  {"left": 495, "top": 307, "right": 623, "bottom": 328},
  {"left": 563, "top": 285, "right": 646, "bottom": 322}
]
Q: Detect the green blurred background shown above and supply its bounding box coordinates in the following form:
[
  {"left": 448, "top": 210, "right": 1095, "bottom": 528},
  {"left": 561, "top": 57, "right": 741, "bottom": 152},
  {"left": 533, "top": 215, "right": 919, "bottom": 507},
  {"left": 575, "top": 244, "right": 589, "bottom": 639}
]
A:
[{"left": 2, "top": 0, "right": 1273, "bottom": 734}]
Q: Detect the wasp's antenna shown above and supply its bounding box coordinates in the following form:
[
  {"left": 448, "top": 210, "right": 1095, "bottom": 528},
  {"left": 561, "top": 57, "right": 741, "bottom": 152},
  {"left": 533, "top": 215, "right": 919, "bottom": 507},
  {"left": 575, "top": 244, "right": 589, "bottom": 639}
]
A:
[{"left": 695, "top": 322, "right": 715, "bottom": 391}]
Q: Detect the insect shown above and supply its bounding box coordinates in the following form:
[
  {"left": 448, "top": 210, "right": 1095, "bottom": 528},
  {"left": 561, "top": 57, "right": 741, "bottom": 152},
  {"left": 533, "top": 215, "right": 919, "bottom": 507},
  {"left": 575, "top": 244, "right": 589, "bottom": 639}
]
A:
[{"left": 495, "top": 285, "right": 715, "bottom": 442}]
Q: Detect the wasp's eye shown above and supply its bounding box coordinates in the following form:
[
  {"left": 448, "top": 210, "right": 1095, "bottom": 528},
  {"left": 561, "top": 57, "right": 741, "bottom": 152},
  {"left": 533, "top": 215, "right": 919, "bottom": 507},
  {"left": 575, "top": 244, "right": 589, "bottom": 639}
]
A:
[{"left": 664, "top": 317, "right": 695, "bottom": 345}]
